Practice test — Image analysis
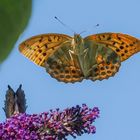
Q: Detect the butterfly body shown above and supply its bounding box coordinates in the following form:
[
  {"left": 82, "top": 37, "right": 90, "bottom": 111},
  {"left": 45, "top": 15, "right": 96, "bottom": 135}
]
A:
[{"left": 19, "top": 32, "right": 140, "bottom": 83}]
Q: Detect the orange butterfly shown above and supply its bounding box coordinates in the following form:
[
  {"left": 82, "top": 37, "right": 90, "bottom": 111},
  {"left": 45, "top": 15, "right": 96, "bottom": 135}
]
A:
[{"left": 19, "top": 33, "right": 140, "bottom": 83}]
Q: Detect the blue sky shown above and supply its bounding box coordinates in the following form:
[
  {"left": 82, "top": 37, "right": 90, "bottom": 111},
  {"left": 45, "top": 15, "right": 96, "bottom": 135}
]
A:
[{"left": 1, "top": 0, "right": 140, "bottom": 139}]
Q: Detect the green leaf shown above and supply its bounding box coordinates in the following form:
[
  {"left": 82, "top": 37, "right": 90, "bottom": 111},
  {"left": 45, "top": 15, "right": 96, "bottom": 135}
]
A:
[{"left": 0, "top": 0, "right": 32, "bottom": 63}]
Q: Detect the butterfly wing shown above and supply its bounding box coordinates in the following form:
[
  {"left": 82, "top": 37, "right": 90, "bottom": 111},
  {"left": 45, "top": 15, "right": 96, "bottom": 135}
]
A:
[
  {"left": 84, "top": 33, "right": 140, "bottom": 62},
  {"left": 45, "top": 41, "right": 84, "bottom": 83},
  {"left": 19, "top": 33, "right": 72, "bottom": 67},
  {"left": 16, "top": 85, "right": 27, "bottom": 113},
  {"left": 83, "top": 38, "right": 121, "bottom": 81},
  {"left": 3, "top": 85, "right": 15, "bottom": 118}
]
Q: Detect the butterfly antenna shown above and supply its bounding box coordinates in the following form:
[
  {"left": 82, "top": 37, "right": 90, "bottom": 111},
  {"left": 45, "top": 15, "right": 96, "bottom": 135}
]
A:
[
  {"left": 95, "top": 24, "right": 99, "bottom": 27},
  {"left": 54, "top": 16, "right": 75, "bottom": 33},
  {"left": 79, "top": 30, "right": 87, "bottom": 35},
  {"left": 79, "top": 24, "right": 99, "bottom": 35},
  {"left": 88, "top": 23, "right": 100, "bottom": 34}
]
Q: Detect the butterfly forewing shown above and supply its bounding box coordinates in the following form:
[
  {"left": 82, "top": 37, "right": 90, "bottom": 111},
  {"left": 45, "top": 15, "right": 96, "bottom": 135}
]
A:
[
  {"left": 19, "top": 34, "right": 72, "bottom": 67},
  {"left": 84, "top": 33, "right": 140, "bottom": 61}
]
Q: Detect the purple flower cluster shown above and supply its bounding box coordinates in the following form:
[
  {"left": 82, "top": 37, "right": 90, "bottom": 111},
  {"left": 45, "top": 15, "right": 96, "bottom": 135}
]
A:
[{"left": 0, "top": 104, "right": 99, "bottom": 140}]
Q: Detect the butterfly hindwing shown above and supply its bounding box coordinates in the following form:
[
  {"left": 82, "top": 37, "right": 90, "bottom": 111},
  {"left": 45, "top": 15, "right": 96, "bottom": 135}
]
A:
[
  {"left": 45, "top": 41, "right": 84, "bottom": 83},
  {"left": 84, "top": 33, "right": 140, "bottom": 61},
  {"left": 83, "top": 40, "right": 121, "bottom": 81},
  {"left": 19, "top": 34, "right": 72, "bottom": 67},
  {"left": 45, "top": 38, "right": 121, "bottom": 82}
]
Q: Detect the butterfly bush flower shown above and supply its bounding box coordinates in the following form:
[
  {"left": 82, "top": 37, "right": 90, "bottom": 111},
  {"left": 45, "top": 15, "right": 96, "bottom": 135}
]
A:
[{"left": 0, "top": 104, "right": 99, "bottom": 140}]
